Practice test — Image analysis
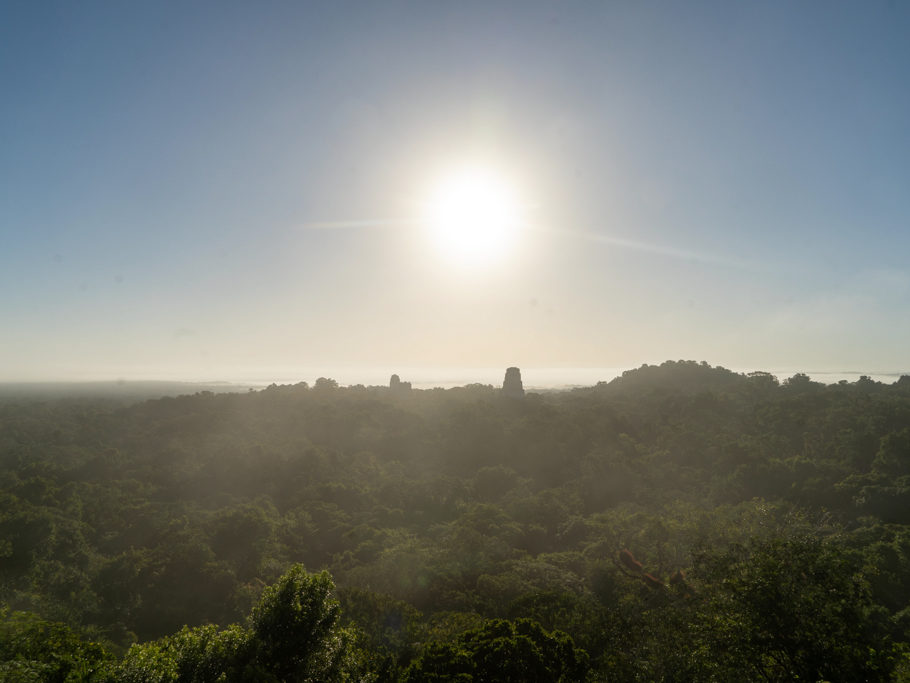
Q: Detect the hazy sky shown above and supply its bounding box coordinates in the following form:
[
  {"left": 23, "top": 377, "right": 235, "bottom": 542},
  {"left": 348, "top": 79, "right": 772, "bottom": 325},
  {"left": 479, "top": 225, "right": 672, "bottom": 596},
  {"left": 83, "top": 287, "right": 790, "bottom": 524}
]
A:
[{"left": 2, "top": 1, "right": 909, "bottom": 382}]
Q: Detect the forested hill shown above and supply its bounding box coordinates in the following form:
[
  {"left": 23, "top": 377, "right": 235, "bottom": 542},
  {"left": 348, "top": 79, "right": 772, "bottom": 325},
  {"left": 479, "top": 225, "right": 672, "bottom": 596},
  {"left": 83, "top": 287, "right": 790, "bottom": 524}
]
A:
[{"left": 3, "top": 361, "right": 910, "bottom": 681}]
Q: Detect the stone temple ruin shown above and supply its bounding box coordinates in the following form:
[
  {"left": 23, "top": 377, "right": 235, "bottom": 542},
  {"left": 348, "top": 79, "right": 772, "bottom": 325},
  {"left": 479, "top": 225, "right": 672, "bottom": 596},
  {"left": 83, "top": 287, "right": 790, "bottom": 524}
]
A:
[
  {"left": 502, "top": 367, "right": 525, "bottom": 398},
  {"left": 389, "top": 374, "right": 412, "bottom": 394}
]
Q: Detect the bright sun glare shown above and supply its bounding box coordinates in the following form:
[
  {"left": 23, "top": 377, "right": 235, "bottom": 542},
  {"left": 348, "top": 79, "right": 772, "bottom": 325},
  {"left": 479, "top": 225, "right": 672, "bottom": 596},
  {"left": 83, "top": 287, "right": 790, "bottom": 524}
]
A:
[{"left": 421, "top": 166, "right": 523, "bottom": 267}]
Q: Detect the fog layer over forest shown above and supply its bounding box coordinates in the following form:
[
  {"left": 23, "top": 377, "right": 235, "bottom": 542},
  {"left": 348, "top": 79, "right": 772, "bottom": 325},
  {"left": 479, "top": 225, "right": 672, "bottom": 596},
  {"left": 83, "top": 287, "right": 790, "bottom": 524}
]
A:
[{"left": 3, "top": 361, "right": 910, "bottom": 681}]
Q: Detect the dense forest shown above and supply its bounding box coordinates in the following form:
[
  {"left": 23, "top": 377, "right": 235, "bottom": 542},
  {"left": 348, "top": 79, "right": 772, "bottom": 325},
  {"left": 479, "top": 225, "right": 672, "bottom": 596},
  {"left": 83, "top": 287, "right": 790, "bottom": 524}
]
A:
[{"left": 3, "top": 361, "right": 910, "bottom": 681}]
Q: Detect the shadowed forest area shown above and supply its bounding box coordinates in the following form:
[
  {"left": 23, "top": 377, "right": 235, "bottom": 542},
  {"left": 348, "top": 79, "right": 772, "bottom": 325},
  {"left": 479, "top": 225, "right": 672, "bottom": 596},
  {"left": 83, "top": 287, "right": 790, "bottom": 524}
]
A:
[{"left": 3, "top": 361, "right": 910, "bottom": 681}]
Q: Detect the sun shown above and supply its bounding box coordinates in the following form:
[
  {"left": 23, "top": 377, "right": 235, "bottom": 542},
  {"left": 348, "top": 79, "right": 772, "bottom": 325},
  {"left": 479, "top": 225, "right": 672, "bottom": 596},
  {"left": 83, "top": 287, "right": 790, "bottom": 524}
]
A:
[{"left": 421, "top": 165, "right": 523, "bottom": 267}]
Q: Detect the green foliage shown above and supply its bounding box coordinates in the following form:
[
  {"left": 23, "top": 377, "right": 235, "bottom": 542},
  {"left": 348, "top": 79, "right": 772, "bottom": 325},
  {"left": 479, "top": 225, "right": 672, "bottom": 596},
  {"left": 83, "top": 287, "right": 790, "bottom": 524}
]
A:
[
  {"left": 115, "top": 564, "right": 362, "bottom": 682},
  {"left": 248, "top": 565, "right": 353, "bottom": 681},
  {"left": 0, "top": 608, "right": 113, "bottom": 682},
  {"left": 403, "top": 618, "right": 589, "bottom": 682},
  {"left": 338, "top": 588, "right": 422, "bottom": 677},
  {"left": 3, "top": 363, "right": 910, "bottom": 680},
  {"left": 691, "top": 536, "right": 895, "bottom": 681}
]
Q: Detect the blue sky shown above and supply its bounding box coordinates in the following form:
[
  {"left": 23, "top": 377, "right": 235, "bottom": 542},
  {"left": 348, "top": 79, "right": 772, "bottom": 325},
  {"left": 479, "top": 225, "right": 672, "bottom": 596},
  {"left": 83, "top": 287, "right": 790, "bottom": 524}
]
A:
[{"left": 2, "top": 1, "right": 909, "bottom": 382}]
